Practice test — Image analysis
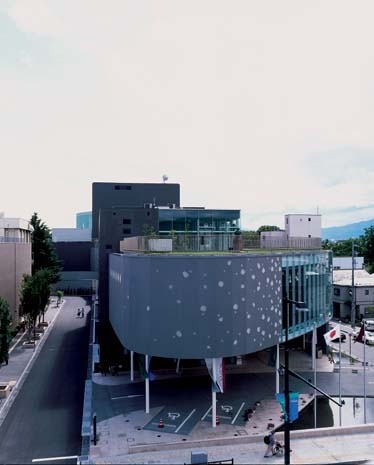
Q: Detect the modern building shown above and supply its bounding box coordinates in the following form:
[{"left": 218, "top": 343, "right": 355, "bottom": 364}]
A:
[
  {"left": 76, "top": 211, "right": 92, "bottom": 230},
  {"left": 92, "top": 182, "right": 241, "bottom": 361},
  {"left": 0, "top": 215, "right": 32, "bottom": 324},
  {"left": 108, "top": 243, "right": 332, "bottom": 391}
]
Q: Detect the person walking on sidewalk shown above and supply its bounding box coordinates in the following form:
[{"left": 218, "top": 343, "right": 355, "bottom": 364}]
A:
[
  {"left": 77, "top": 308, "right": 81, "bottom": 318},
  {"left": 263, "top": 431, "right": 275, "bottom": 457},
  {"left": 81, "top": 308, "right": 85, "bottom": 318}
]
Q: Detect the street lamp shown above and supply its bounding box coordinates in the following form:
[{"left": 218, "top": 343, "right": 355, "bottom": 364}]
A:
[{"left": 283, "top": 298, "right": 309, "bottom": 465}]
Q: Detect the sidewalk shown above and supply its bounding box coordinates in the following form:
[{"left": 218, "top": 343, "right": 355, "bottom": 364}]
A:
[
  {"left": 0, "top": 298, "right": 63, "bottom": 427},
  {"left": 90, "top": 350, "right": 366, "bottom": 465}
]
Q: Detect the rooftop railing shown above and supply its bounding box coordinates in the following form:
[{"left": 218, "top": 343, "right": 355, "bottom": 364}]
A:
[{"left": 119, "top": 233, "right": 322, "bottom": 253}]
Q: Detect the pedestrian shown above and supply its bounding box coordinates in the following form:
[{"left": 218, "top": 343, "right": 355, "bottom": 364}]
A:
[
  {"left": 77, "top": 308, "right": 81, "bottom": 318},
  {"left": 81, "top": 308, "right": 85, "bottom": 318},
  {"left": 263, "top": 431, "right": 275, "bottom": 457}
]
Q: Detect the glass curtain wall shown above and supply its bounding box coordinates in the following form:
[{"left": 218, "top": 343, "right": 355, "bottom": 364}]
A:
[
  {"left": 158, "top": 209, "right": 240, "bottom": 234},
  {"left": 281, "top": 251, "right": 332, "bottom": 341}
]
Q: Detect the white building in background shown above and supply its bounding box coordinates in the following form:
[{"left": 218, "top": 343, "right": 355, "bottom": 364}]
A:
[
  {"left": 0, "top": 214, "right": 32, "bottom": 243},
  {"left": 333, "top": 269, "right": 374, "bottom": 320},
  {"left": 0, "top": 214, "right": 32, "bottom": 324},
  {"left": 333, "top": 256, "right": 364, "bottom": 270},
  {"left": 285, "top": 214, "right": 321, "bottom": 238},
  {"left": 260, "top": 213, "right": 322, "bottom": 249}
]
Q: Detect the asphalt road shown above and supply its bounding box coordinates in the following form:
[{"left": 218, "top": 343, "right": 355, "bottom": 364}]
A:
[{"left": 0, "top": 297, "right": 90, "bottom": 464}]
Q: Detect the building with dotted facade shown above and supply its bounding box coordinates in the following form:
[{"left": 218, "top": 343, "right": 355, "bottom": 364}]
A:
[{"left": 109, "top": 250, "right": 332, "bottom": 359}]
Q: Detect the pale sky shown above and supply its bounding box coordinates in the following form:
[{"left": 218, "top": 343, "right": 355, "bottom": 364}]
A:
[{"left": 2, "top": 1, "right": 374, "bottom": 230}]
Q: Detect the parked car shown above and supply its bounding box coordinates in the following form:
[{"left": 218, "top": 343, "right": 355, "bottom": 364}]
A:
[{"left": 365, "top": 329, "right": 374, "bottom": 345}]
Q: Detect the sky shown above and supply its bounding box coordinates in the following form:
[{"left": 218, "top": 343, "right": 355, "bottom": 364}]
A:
[{"left": 1, "top": 0, "right": 374, "bottom": 230}]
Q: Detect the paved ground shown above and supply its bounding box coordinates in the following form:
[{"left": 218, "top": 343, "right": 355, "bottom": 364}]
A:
[
  {"left": 0, "top": 296, "right": 90, "bottom": 464},
  {"left": 89, "top": 351, "right": 374, "bottom": 464}
]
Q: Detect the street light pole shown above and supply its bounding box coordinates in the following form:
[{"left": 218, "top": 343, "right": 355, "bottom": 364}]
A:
[
  {"left": 351, "top": 240, "right": 356, "bottom": 329},
  {"left": 284, "top": 298, "right": 291, "bottom": 465},
  {"left": 283, "top": 298, "right": 308, "bottom": 465}
]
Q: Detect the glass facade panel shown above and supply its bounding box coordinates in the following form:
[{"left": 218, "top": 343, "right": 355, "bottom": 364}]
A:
[
  {"left": 281, "top": 251, "right": 332, "bottom": 341},
  {"left": 158, "top": 209, "right": 240, "bottom": 234}
]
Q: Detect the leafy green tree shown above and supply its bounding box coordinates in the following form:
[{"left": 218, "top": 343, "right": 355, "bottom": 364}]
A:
[
  {"left": 257, "top": 225, "right": 281, "bottom": 233},
  {"left": 322, "top": 238, "right": 361, "bottom": 257},
  {"left": 30, "top": 213, "right": 60, "bottom": 283},
  {"left": 20, "top": 270, "right": 51, "bottom": 338},
  {"left": 20, "top": 275, "right": 40, "bottom": 340},
  {"left": 0, "top": 297, "right": 11, "bottom": 365},
  {"left": 360, "top": 226, "right": 374, "bottom": 273}
]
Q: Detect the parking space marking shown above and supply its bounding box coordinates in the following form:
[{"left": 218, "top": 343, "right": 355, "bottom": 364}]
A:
[
  {"left": 201, "top": 406, "right": 212, "bottom": 421},
  {"left": 231, "top": 402, "right": 245, "bottom": 424},
  {"left": 175, "top": 409, "right": 196, "bottom": 433}
]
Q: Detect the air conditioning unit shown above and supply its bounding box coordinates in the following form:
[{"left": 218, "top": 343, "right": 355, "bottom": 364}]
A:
[
  {"left": 168, "top": 203, "right": 176, "bottom": 209},
  {"left": 144, "top": 203, "right": 153, "bottom": 209}
]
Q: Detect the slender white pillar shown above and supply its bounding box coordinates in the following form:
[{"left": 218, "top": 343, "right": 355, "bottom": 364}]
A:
[
  {"left": 339, "top": 321, "right": 342, "bottom": 426},
  {"left": 276, "top": 344, "right": 280, "bottom": 394},
  {"left": 312, "top": 327, "right": 317, "bottom": 428},
  {"left": 130, "top": 351, "right": 134, "bottom": 382},
  {"left": 176, "top": 358, "right": 180, "bottom": 374},
  {"left": 145, "top": 354, "right": 150, "bottom": 414},
  {"left": 364, "top": 321, "right": 367, "bottom": 424},
  {"left": 212, "top": 359, "right": 217, "bottom": 428}
]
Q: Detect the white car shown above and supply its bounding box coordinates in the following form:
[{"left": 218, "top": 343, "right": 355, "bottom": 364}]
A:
[{"left": 365, "top": 329, "right": 374, "bottom": 345}]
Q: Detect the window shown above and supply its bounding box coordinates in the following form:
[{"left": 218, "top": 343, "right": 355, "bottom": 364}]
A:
[
  {"left": 365, "top": 290, "right": 370, "bottom": 296},
  {"left": 123, "top": 228, "right": 131, "bottom": 235},
  {"left": 114, "top": 185, "right": 132, "bottom": 190},
  {"left": 334, "top": 288, "right": 341, "bottom": 296},
  {"left": 123, "top": 219, "right": 131, "bottom": 225}
]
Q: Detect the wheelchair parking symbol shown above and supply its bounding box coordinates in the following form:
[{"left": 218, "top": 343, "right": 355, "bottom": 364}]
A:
[
  {"left": 221, "top": 405, "right": 233, "bottom": 414},
  {"left": 168, "top": 412, "right": 181, "bottom": 421}
]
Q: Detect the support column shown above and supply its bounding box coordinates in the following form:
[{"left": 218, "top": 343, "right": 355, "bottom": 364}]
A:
[
  {"left": 276, "top": 344, "right": 280, "bottom": 394},
  {"left": 145, "top": 354, "right": 150, "bottom": 414},
  {"left": 212, "top": 359, "right": 217, "bottom": 428},
  {"left": 312, "top": 327, "right": 317, "bottom": 428},
  {"left": 130, "top": 351, "right": 134, "bottom": 382}
]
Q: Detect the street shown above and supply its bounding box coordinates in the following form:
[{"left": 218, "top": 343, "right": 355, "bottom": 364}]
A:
[{"left": 0, "top": 297, "right": 90, "bottom": 464}]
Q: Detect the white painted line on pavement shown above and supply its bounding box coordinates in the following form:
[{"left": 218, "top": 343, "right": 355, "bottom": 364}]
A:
[
  {"left": 9, "top": 331, "right": 26, "bottom": 354},
  {"left": 201, "top": 406, "right": 212, "bottom": 421},
  {"left": 175, "top": 409, "right": 196, "bottom": 433},
  {"left": 111, "top": 394, "right": 144, "bottom": 400},
  {"left": 231, "top": 402, "right": 245, "bottom": 424},
  {"left": 32, "top": 455, "right": 78, "bottom": 462}
]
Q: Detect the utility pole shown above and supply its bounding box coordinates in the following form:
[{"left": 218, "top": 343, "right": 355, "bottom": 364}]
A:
[{"left": 351, "top": 240, "right": 356, "bottom": 329}]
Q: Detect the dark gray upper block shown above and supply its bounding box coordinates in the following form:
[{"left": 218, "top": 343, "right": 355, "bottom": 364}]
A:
[
  {"left": 109, "top": 254, "right": 283, "bottom": 358},
  {"left": 92, "top": 182, "right": 180, "bottom": 239}
]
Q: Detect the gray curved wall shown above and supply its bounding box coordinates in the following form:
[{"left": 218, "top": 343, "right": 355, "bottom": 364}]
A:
[{"left": 109, "top": 253, "right": 283, "bottom": 358}]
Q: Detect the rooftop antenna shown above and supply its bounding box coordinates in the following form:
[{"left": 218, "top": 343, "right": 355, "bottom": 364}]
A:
[{"left": 162, "top": 174, "right": 168, "bottom": 183}]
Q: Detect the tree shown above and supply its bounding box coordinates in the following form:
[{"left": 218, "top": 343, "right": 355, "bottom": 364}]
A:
[
  {"left": 0, "top": 297, "right": 11, "bottom": 364},
  {"left": 30, "top": 213, "right": 60, "bottom": 283},
  {"left": 257, "top": 225, "right": 281, "bottom": 233},
  {"left": 360, "top": 226, "right": 374, "bottom": 273},
  {"left": 20, "top": 270, "right": 51, "bottom": 339}
]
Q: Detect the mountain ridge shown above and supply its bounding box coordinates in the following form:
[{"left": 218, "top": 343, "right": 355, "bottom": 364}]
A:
[{"left": 322, "top": 219, "right": 374, "bottom": 240}]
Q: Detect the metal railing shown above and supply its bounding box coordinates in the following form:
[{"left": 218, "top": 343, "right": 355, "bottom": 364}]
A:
[{"left": 120, "top": 234, "right": 322, "bottom": 253}]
